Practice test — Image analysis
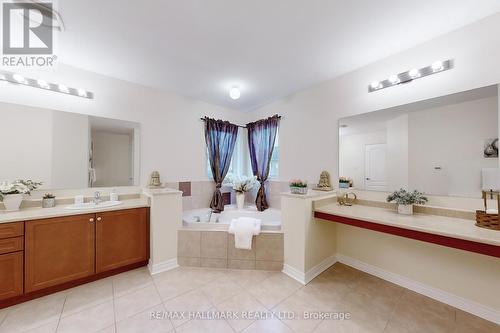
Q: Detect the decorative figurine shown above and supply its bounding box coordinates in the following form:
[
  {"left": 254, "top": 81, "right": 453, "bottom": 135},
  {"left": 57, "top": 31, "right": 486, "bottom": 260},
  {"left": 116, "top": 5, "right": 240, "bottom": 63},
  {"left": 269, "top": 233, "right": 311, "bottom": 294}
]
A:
[
  {"left": 314, "top": 170, "right": 333, "bottom": 191},
  {"left": 149, "top": 171, "right": 162, "bottom": 187}
]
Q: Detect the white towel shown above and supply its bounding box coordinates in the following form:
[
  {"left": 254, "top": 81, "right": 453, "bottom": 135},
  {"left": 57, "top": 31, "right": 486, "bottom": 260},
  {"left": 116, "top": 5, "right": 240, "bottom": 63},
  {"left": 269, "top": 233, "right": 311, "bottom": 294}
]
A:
[{"left": 229, "top": 217, "right": 262, "bottom": 250}]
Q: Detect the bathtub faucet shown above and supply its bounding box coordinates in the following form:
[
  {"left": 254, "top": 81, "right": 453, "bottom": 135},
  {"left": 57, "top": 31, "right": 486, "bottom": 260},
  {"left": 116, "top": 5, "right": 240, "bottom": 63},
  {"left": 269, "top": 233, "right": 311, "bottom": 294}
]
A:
[{"left": 208, "top": 210, "right": 219, "bottom": 222}]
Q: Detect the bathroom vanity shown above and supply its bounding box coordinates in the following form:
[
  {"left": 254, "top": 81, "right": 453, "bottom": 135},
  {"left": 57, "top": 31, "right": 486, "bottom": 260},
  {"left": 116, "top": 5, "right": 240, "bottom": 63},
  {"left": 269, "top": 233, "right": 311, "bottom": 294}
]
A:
[{"left": 0, "top": 205, "right": 149, "bottom": 308}]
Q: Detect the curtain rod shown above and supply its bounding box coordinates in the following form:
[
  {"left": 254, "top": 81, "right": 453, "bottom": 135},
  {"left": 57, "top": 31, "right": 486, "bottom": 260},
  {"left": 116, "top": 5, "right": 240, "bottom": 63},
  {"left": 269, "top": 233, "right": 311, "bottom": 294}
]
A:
[{"left": 200, "top": 115, "right": 281, "bottom": 129}]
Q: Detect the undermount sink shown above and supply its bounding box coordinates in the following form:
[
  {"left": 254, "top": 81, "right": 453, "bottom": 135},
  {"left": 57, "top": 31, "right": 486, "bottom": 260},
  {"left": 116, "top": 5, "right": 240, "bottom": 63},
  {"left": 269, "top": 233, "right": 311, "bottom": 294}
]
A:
[{"left": 64, "top": 200, "right": 122, "bottom": 210}]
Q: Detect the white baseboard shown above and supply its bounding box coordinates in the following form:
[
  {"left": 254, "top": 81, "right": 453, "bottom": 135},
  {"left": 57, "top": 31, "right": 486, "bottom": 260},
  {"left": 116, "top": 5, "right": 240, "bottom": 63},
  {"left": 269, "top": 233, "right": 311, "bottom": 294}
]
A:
[
  {"left": 336, "top": 254, "right": 500, "bottom": 325},
  {"left": 282, "top": 255, "right": 337, "bottom": 285},
  {"left": 148, "top": 258, "right": 178, "bottom": 275}
]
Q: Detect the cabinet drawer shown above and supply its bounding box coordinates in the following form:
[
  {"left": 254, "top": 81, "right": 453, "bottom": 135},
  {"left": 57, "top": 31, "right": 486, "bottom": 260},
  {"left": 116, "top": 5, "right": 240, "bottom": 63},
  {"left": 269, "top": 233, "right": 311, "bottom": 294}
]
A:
[
  {"left": 0, "top": 222, "right": 24, "bottom": 239},
  {"left": 0, "top": 237, "right": 23, "bottom": 255}
]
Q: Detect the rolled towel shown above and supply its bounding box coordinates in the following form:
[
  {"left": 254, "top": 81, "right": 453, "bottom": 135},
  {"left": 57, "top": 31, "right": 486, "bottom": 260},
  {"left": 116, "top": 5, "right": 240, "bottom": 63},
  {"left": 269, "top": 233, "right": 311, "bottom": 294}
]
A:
[{"left": 229, "top": 217, "right": 262, "bottom": 250}]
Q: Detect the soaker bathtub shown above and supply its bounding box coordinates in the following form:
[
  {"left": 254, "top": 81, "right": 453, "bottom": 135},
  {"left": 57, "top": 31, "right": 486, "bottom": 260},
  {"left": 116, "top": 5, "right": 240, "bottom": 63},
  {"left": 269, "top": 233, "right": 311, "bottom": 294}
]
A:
[{"left": 182, "top": 205, "right": 281, "bottom": 231}]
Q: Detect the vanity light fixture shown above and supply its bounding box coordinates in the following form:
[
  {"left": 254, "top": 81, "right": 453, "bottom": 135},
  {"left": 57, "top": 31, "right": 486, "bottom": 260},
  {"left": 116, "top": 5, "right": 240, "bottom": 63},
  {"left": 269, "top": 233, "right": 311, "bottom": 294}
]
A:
[
  {"left": 0, "top": 71, "right": 94, "bottom": 99},
  {"left": 368, "top": 59, "right": 453, "bottom": 92}
]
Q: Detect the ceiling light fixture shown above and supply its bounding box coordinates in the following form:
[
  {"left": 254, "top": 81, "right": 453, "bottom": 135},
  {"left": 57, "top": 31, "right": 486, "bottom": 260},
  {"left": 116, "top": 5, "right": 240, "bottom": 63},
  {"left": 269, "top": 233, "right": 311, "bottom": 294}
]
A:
[
  {"left": 368, "top": 59, "right": 453, "bottom": 92},
  {"left": 229, "top": 87, "right": 241, "bottom": 100},
  {"left": 0, "top": 70, "right": 94, "bottom": 99}
]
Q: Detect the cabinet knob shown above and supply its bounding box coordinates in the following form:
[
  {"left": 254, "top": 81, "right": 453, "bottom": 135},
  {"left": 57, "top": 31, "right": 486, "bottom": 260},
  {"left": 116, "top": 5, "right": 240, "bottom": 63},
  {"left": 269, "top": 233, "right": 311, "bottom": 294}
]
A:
[
  {"left": 89, "top": 218, "right": 94, "bottom": 222},
  {"left": 97, "top": 217, "right": 102, "bottom": 222}
]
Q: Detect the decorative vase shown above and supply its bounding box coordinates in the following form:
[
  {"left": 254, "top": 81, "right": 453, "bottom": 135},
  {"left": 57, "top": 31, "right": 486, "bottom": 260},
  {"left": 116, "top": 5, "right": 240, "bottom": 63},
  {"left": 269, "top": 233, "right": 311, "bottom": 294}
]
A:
[
  {"left": 2, "top": 194, "right": 24, "bottom": 211},
  {"left": 42, "top": 198, "right": 56, "bottom": 208},
  {"left": 236, "top": 192, "right": 245, "bottom": 210},
  {"left": 290, "top": 186, "right": 308, "bottom": 195},
  {"left": 398, "top": 204, "right": 413, "bottom": 215}
]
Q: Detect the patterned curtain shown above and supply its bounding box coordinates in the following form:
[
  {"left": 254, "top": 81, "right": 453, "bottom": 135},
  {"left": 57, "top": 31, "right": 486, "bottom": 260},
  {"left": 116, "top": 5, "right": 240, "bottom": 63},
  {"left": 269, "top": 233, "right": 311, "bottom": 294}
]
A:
[
  {"left": 247, "top": 115, "right": 280, "bottom": 211},
  {"left": 204, "top": 117, "right": 239, "bottom": 212}
]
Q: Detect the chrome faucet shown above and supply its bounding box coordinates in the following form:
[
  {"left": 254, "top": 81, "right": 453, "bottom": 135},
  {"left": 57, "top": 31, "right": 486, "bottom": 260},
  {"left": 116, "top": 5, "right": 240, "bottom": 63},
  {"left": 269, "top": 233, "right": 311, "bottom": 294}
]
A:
[
  {"left": 207, "top": 210, "right": 219, "bottom": 222},
  {"left": 93, "top": 191, "right": 101, "bottom": 205},
  {"left": 339, "top": 192, "right": 357, "bottom": 206}
]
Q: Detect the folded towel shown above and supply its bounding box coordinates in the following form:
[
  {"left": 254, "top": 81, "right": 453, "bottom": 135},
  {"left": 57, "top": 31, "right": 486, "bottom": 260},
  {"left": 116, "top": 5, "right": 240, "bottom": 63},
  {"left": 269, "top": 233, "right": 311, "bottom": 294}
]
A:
[{"left": 229, "top": 217, "right": 262, "bottom": 250}]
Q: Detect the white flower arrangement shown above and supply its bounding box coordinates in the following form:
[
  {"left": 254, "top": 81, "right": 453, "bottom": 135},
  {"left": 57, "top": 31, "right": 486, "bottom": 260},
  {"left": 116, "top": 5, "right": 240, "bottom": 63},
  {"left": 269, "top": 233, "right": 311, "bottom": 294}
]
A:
[
  {"left": 225, "top": 175, "right": 258, "bottom": 194},
  {"left": 0, "top": 179, "right": 42, "bottom": 201}
]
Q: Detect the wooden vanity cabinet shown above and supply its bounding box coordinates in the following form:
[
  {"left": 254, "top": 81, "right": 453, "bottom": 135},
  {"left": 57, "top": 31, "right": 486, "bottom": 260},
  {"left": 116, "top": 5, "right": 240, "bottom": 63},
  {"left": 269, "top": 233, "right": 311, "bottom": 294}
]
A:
[
  {"left": 25, "top": 214, "right": 96, "bottom": 292},
  {"left": 0, "top": 221, "right": 24, "bottom": 301},
  {"left": 96, "top": 208, "right": 149, "bottom": 273}
]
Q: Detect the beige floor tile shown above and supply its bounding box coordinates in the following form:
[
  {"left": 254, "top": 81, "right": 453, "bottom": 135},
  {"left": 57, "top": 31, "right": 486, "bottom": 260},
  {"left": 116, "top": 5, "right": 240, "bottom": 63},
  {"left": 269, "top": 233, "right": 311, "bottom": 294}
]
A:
[
  {"left": 454, "top": 310, "right": 500, "bottom": 333},
  {"left": 61, "top": 279, "right": 113, "bottom": 317},
  {"left": 0, "top": 292, "right": 66, "bottom": 333},
  {"left": 116, "top": 304, "right": 174, "bottom": 333},
  {"left": 342, "top": 289, "right": 398, "bottom": 319},
  {"left": 114, "top": 284, "right": 162, "bottom": 322},
  {"left": 175, "top": 316, "right": 234, "bottom": 333},
  {"left": 215, "top": 291, "right": 267, "bottom": 332},
  {"left": 163, "top": 288, "right": 213, "bottom": 327},
  {"left": 95, "top": 325, "right": 116, "bottom": 333},
  {"left": 354, "top": 275, "right": 404, "bottom": 299},
  {"left": 226, "top": 269, "right": 276, "bottom": 288},
  {"left": 313, "top": 316, "right": 383, "bottom": 333},
  {"left": 241, "top": 318, "right": 294, "bottom": 333},
  {"left": 201, "top": 276, "right": 244, "bottom": 305},
  {"left": 23, "top": 321, "right": 58, "bottom": 333},
  {"left": 112, "top": 267, "right": 154, "bottom": 298},
  {"left": 273, "top": 291, "right": 325, "bottom": 333},
  {"left": 295, "top": 283, "right": 348, "bottom": 311},
  {"left": 306, "top": 272, "right": 354, "bottom": 300},
  {"left": 247, "top": 273, "right": 302, "bottom": 309},
  {"left": 57, "top": 300, "right": 114, "bottom": 333},
  {"left": 0, "top": 308, "right": 8, "bottom": 326}
]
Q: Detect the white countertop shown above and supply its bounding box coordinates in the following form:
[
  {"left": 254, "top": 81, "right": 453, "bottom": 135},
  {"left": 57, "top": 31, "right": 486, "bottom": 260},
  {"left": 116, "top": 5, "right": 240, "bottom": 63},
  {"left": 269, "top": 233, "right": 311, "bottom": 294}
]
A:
[
  {"left": 0, "top": 198, "right": 150, "bottom": 224},
  {"left": 315, "top": 203, "right": 500, "bottom": 247}
]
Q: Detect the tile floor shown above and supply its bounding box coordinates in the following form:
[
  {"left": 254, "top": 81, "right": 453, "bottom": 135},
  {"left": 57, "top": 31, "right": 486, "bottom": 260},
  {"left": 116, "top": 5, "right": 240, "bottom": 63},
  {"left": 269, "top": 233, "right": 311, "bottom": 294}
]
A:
[{"left": 0, "top": 263, "right": 498, "bottom": 333}]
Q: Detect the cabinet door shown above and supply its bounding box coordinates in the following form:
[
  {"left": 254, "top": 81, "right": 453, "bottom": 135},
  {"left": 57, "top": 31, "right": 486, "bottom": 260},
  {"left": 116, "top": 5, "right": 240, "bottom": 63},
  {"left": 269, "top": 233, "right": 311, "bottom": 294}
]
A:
[
  {"left": 0, "top": 252, "right": 23, "bottom": 300},
  {"left": 96, "top": 208, "right": 149, "bottom": 273},
  {"left": 25, "top": 214, "right": 95, "bottom": 292}
]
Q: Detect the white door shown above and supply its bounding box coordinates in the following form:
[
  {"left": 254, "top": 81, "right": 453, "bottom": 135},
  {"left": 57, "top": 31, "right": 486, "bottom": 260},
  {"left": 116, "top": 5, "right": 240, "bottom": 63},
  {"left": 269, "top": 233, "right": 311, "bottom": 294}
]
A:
[{"left": 364, "top": 144, "right": 388, "bottom": 191}]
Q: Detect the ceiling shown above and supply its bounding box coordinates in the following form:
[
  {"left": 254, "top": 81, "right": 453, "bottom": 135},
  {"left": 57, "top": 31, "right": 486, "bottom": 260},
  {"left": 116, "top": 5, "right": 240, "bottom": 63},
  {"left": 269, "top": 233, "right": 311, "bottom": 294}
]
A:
[{"left": 55, "top": 0, "right": 500, "bottom": 111}]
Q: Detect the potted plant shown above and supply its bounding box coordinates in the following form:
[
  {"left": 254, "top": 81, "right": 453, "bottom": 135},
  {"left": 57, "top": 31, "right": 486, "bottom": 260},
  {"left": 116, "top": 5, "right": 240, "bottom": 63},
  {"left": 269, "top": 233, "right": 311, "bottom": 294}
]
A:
[
  {"left": 229, "top": 176, "right": 257, "bottom": 210},
  {"left": 387, "top": 189, "right": 428, "bottom": 215},
  {"left": 0, "top": 179, "right": 42, "bottom": 211},
  {"left": 339, "top": 177, "right": 352, "bottom": 189},
  {"left": 289, "top": 179, "right": 308, "bottom": 195},
  {"left": 42, "top": 193, "right": 56, "bottom": 208}
]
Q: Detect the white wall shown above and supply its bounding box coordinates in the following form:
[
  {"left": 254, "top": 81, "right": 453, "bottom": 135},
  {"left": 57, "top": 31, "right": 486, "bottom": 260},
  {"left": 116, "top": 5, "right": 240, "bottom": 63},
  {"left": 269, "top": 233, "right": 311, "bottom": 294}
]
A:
[
  {"left": 0, "top": 104, "right": 53, "bottom": 187},
  {"left": 339, "top": 131, "right": 386, "bottom": 189},
  {"left": 51, "top": 111, "right": 89, "bottom": 189},
  {"left": 386, "top": 114, "right": 409, "bottom": 191},
  {"left": 249, "top": 13, "right": 500, "bottom": 187},
  {"left": 91, "top": 131, "right": 133, "bottom": 187},
  {"left": 408, "top": 95, "right": 498, "bottom": 197},
  {"left": 0, "top": 64, "right": 248, "bottom": 187}
]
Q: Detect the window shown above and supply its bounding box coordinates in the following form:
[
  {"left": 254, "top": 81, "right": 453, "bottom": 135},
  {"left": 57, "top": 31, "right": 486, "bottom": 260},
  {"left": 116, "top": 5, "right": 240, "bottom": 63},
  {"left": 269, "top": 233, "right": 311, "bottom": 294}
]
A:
[
  {"left": 269, "top": 130, "right": 279, "bottom": 178},
  {"left": 206, "top": 128, "right": 279, "bottom": 179}
]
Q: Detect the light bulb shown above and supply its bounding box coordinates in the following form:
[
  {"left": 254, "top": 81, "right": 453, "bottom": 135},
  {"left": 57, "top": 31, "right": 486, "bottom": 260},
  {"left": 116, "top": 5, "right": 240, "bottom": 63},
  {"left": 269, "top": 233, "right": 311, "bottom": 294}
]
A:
[
  {"left": 431, "top": 60, "right": 443, "bottom": 72},
  {"left": 408, "top": 68, "right": 420, "bottom": 79},
  {"left": 77, "top": 89, "right": 87, "bottom": 97},
  {"left": 12, "top": 74, "right": 25, "bottom": 83},
  {"left": 229, "top": 87, "right": 240, "bottom": 100},
  {"left": 370, "top": 81, "right": 381, "bottom": 90},
  {"left": 388, "top": 75, "right": 400, "bottom": 85},
  {"left": 58, "top": 84, "right": 69, "bottom": 93},
  {"left": 37, "top": 79, "right": 49, "bottom": 89}
]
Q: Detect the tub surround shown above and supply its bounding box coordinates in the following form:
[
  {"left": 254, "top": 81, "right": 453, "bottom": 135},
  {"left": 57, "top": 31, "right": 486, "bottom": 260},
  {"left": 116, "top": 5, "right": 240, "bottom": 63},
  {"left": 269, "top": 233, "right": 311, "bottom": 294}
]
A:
[{"left": 177, "top": 230, "right": 284, "bottom": 270}]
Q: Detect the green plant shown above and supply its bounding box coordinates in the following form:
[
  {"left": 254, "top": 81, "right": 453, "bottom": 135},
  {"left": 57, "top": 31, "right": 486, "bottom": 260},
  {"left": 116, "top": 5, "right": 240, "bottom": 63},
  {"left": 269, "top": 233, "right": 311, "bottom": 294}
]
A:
[
  {"left": 387, "top": 189, "right": 428, "bottom": 205},
  {"left": 0, "top": 179, "right": 42, "bottom": 201},
  {"left": 339, "top": 177, "right": 350, "bottom": 183},
  {"left": 43, "top": 193, "right": 55, "bottom": 199},
  {"left": 289, "top": 179, "right": 307, "bottom": 188}
]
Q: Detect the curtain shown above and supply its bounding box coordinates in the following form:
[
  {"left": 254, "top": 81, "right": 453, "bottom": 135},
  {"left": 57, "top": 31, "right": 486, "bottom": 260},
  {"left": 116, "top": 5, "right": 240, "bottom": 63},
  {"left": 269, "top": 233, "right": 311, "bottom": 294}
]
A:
[
  {"left": 247, "top": 115, "right": 280, "bottom": 211},
  {"left": 204, "top": 117, "right": 239, "bottom": 212}
]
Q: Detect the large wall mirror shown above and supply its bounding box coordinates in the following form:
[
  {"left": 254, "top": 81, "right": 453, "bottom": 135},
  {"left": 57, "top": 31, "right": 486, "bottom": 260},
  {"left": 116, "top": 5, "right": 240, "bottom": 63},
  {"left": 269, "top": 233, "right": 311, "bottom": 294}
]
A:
[
  {"left": 339, "top": 85, "right": 499, "bottom": 198},
  {"left": 0, "top": 102, "right": 140, "bottom": 190}
]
